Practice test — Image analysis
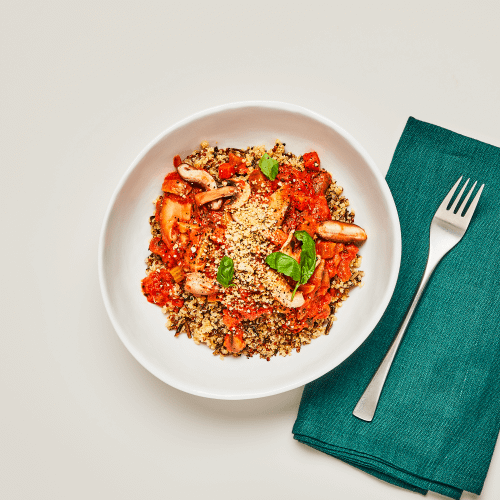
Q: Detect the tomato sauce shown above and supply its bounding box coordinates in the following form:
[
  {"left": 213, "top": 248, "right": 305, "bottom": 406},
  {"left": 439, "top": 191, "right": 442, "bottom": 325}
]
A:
[
  {"left": 141, "top": 268, "right": 183, "bottom": 309},
  {"left": 144, "top": 147, "right": 363, "bottom": 348}
]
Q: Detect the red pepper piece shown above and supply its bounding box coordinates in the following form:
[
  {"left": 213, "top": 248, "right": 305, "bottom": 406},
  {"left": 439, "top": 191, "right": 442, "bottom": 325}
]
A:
[
  {"left": 224, "top": 327, "right": 246, "bottom": 353},
  {"left": 303, "top": 151, "right": 320, "bottom": 171},
  {"left": 218, "top": 162, "right": 235, "bottom": 179},
  {"left": 173, "top": 155, "right": 182, "bottom": 167}
]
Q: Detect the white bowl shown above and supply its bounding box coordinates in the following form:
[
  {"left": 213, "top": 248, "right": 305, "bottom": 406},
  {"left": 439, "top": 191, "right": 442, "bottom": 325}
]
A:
[{"left": 98, "top": 101, "right": 401, "bottom": 400}]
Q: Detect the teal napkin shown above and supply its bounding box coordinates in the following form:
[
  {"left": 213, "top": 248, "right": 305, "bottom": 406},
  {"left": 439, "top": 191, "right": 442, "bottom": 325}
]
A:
[{"left": 293, "top": 117, "right": 500, "bottom": 499}]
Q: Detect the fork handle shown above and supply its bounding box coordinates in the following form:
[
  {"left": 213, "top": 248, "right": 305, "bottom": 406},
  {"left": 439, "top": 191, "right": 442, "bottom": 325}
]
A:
[{"left": 352, "top": 247, "right": 442, "bottom": 422}]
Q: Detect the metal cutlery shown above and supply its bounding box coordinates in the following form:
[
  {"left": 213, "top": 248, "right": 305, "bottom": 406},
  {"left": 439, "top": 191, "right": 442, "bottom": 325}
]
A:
[{"left": 353, "top": 176, "right": 485, "bottom": 422}]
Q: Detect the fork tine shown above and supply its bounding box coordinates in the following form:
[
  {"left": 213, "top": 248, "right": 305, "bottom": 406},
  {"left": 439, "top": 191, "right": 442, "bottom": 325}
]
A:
[
  {"left": 456, "top": 181, "right": 477, "bottom": 215},
  {"left": 449, "top": 178, "right": 469, "bottom": 213},
  {"left": 439, "top": 176, "right": 463, "bottom": 210},
  {"left": 463, "top": 183, "right": 485, "bottom": 223}
]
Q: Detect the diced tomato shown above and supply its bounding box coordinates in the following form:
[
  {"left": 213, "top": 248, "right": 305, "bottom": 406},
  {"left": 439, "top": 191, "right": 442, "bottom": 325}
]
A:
[
  {"left": 324, "top": 258, "right": 337, "bottom": 279},
  {"left": 239, "top": 306, "right": 272, "bottom": 321},
  {"left": 161, "top": 172, "right": 191, "bottom": 196},
  {"left": 173, "top": 155, "right": 182, "bottom": 167},
  {"left": 228, "top": 152, "right": 245, "bottom": 166},
  {"left": 141, "top": 268, "right": 184, "bottom": 309},
  {"left": 224, "top": 327, "right": 246, "bottom": 353},
  {"left": 337, "top": 259, "right": 352, "bottom": 282},
  {"left": 268, "top": 229, "right": 288, "bottom": 247},
  {"left": 296, "top": 217, "right": 318, "bottom": 238},
  {"left": 309, "top": 196, "right": 331, "bottom": 221},
  {"left": 316, "top": 240, "right": 336, "bottom": 259},
  {"left": 324, "top": 243, "right": 347, "bottom": 278},
  {"left": 218, "top": 162, "right": 235, "bottom": 179},
  {"left": 303, "top": 151, "right": 320, "bottom": 171},
  {"left": 344, "top": 244, "right": 359, "bottom": 259},
  {"left": 149, "top": 237, "right": 167, "bottom": 259},
  {"left": 227, "top": 153, "right": 249, "bottom": 174},
  {"left": 337, "top": 244, "right": 359, "bottom": 282},
  {"left": 315, "top": 302, "right": 332, "bottom": 320},
  {"left": 293, "top": 193, "right": 310, "bottom": 211},
  {"left": 223, "top": 309, "right": 241, "bottom": 329}
]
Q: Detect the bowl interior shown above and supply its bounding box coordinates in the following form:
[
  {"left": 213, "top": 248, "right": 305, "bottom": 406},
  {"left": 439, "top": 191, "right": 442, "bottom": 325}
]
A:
[{"left": 99, "top": 102, "right": 401, "bottom": 399}]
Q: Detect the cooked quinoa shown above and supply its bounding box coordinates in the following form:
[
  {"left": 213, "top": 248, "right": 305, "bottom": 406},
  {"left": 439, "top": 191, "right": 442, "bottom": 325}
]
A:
[{"left": 141, "top": 140, "right": 366, "bottom": 360}]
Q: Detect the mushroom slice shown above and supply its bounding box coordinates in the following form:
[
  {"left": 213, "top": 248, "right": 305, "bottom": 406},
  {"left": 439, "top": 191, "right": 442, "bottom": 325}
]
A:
[
  {"left": 177, "top": 163, "right": 222, "bottom": 210},
  {"left": 184, "top": 272, "right": 217, "bottom": 297},
  {"left": 225, "top": 178, "right": 251, "bottom": 210},
  {"left": 192, "top": 228, "right": 211, "bottom": 272},
  {"left": 272, "top": 284, "right": 305, "bottom": 308},
  {"left": 159, "top": 197, "right": 192, "bottom": 247},
  {"left": 267, "top": 270, "right": 305, "bottom": 308},
  {"left": 194, "top": 186, "right": 238, "bottom": 207},
  {"left": 316, "top": 220, "right": 367, "bottom": 244},
  {"left": 177, "top": 163, "right": 217, "bottom": 190},
  {"left": 279, "top": 230, "right": 301, "bottom": 262},
  {"left": 267, "top": 185, "right": 290, "bottom": 226},
  {"left": 312, "top": 171, "right": 333, "bottom": 194}
]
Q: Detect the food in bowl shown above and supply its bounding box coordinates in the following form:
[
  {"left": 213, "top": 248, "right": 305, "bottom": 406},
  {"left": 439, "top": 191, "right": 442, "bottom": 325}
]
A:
[{"left": 141, "top": 140, "right": 367, "bottom": 360}]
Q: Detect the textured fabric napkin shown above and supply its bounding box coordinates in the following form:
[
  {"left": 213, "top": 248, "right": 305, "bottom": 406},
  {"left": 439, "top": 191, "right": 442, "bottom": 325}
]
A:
[{"left": 293, "top": 117, "right": 500, "bottom": 499}]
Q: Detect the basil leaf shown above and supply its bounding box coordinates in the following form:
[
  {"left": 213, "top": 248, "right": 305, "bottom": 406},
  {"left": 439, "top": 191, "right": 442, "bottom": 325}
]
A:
[
  {"left": 265, "top": 231, "right": 317, "bottom": 302},
  {"left": 294, "top": 230, "right": 316, "bottom": 284},
  {"left": 291, "top": 281, "right": 300, "bottom": 301},
  {"left": 259, "top": 153, "right": 279, "bottom": 180},
  {"left": 265, "top": 252, "right": 302, "bottom": 282},
  {"left": 217, "top": 256, "right": 235, "bottom": 287}
]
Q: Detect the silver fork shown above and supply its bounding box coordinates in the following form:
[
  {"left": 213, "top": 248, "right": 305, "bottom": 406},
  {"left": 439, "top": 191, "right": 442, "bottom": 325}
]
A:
[{"left": 353, "top": 177, "right": 485, "bottom": 422}]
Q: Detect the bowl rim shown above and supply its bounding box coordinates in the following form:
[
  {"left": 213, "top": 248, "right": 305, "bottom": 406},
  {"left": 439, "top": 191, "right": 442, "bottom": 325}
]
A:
[{"left": 98, "top": 100, "right": 402, "bottom": 399}]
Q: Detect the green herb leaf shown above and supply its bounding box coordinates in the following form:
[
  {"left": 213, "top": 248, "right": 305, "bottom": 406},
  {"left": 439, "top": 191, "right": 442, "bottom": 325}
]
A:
[
  {"left": 259, "top": 153, "right": 279, "bottom": 180},
  {"left": 216, "top": 256, "right": 235, "bottom": 287},
  {"left": 294, "top": 230, "right": 316, "bottom": 285},
  {"left": 265, "top": 252, "right": 301, "bottom": 282},
  {"left": 265, "top": 231, "right": 317, "bottom": 301}
]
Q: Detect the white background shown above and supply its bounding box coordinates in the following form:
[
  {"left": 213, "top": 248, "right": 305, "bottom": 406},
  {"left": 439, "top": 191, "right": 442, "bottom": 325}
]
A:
[{"left": 2, "top": 1, "right": 500, "bottom": 499}]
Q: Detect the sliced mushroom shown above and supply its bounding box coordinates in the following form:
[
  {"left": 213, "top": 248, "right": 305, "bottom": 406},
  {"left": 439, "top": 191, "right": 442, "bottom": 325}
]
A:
[
  {"left": 184, "top": 272, "right": 217, "bottom": 297},
  {"left": 267, "top": 185, "right": 290, "bottom": 226},
  {"left": 159, "top": 197, "right": 192, "bottom": 247},
  {"left": 194, "top": 186, "right": 238, "bottom": 207},
  {"left": 267, "top": 270, "right": 305, "bottom": 308},
  {"left": 225, "top": 178, "right": 251, "bottom": 210},
  {"left": 192, "top": 229, "right": 211, "bottom": 272},
  {"left": 279, "top": 230, "right": 301, "bottom": 262},
  {"left": 312, "top": 171, "right": 333, "bottom": 194},
  {"left": 177, "top": 163, "right": 222, "bottom": 210},
  {"left": 272, "top": 285, "right": 305, "bottom": 308},
  {"left": 177, "top": 163, "right": 216, "bottom": 190},
  {"left": 316, "top": 220, "right": 367, "bottom": 244}
]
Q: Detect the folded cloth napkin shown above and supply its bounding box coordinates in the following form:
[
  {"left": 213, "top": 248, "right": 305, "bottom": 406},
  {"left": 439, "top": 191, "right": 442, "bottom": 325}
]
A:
[{"left": 293, "top": 117, "right": 500, "bottom": 499}]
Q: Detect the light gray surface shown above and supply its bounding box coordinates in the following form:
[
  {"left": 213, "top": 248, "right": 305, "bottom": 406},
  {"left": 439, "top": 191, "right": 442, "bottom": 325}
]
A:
[{"left": 2, "top": 1, "right": 500, "bottom": 499}]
